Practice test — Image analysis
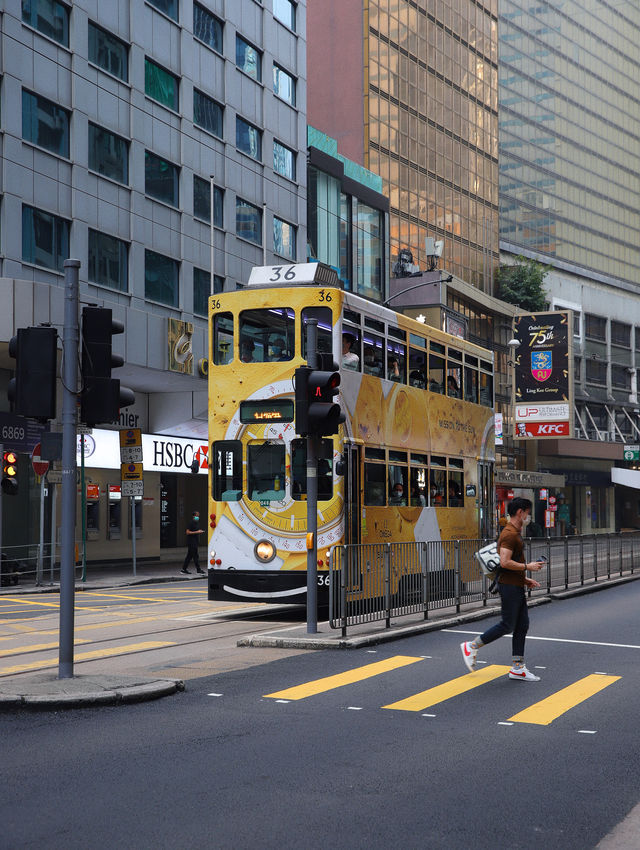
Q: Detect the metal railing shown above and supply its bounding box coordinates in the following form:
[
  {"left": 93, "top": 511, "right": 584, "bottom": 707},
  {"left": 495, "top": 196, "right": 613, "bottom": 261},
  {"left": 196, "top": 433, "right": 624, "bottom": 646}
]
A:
[
  {"left": 329, "top": 532, "right": 640, "bottom": 635},
  {"left": 0, "top": 541, "right": 81, "bottom": 588}
]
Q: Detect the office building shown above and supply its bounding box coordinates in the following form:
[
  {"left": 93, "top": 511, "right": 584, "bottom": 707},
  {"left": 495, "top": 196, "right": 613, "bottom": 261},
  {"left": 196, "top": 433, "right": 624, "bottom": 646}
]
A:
[{"left": 0, "top": 0, "right": 307, "bottom": 563}]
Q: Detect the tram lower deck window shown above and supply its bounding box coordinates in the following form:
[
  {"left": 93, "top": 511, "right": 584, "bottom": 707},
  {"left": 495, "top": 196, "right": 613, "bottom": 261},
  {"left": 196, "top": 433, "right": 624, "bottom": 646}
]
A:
[{"left": 213, "top": 440, "right": 242, "bottom": 501}]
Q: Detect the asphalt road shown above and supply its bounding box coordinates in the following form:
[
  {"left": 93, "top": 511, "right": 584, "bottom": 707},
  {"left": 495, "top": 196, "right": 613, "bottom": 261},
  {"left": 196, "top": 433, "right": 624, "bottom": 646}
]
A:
[{"left": 2, "top": 582, "right": 639, "bottom": 849}]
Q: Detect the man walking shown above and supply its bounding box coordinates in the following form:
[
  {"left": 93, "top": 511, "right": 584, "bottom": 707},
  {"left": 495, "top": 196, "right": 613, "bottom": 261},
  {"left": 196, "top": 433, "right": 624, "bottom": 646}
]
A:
[
  {"left": 180, "top": 511, "right": 205, "bottom": 575},
  {"left": 461, "top": 497, "right": 544, "bottom": 681}
]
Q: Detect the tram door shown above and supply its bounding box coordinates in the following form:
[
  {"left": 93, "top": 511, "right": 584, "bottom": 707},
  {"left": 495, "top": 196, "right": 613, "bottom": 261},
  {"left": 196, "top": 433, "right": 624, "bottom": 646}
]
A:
[
  {"left": 477, "top": 461, "right": 494, "bottom": 539},
  {"left": 343, "top": 443, "right": 361, "bottom": 546}
]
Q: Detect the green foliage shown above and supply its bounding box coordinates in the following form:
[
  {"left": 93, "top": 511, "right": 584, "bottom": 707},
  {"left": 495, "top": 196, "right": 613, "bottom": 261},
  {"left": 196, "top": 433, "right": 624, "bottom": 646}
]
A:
[{"left": 495, "top": 256, "right": 549, "bottom": 311}]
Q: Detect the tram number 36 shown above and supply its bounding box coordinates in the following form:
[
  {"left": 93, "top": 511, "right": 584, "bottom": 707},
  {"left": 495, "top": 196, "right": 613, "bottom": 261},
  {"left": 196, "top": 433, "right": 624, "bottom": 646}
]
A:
[{"left": 317, "top": 574, "right": 330, "bottom": 587}]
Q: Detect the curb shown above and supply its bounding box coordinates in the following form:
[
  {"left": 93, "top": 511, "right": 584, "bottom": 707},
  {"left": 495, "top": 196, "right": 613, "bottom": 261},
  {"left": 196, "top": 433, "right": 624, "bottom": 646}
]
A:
[
  {"left": 0, "top": 679, "right": 185, "bottom": 711},
  {"left": 238, "top": 596, "right": 551, "bottom": 649}
]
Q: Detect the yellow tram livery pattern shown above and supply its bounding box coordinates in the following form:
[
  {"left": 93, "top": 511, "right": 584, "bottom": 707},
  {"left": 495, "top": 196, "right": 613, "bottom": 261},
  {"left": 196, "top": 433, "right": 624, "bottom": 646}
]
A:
[{"left": 208, "top": 264, "right": 495, "bottom": 602}]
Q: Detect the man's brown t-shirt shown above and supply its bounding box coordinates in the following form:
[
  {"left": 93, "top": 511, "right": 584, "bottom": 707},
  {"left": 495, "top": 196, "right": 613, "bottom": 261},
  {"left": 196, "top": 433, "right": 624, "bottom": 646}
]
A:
[{"left": 497, "top": 522, "right": 526, "bottom": 587}]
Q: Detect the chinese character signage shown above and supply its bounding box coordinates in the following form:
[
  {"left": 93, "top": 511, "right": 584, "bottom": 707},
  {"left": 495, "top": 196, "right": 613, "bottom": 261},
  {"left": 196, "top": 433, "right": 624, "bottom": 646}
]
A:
[{"left": 513, "top": 311, "right": 573, "bottom": 439}]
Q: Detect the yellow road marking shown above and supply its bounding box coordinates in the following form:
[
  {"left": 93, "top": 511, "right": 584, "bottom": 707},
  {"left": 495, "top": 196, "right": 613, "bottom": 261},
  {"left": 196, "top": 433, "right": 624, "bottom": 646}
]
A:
[
  {"left": 0, "top": 609, "right": 212, "bottom": 635},
  {"left": 264, "top": 656, "right": 423, "bottom": 700},
  {"left": 0, "top": 597, "right": 62, "bottom": 609},
  {"left": 1, "top": 639, "right": 90, "bottom": 656},
  {"left": 383, "top": 665, "right": 511, "bottom": 711},
  {"left": 79, "top": 592, "right": 181, "bottom": 602},
  {"left": 0, "top": 641, "right": 175, "bottom": 676},
  {"left": 508, "top": 674, "right": 621, "bottom": 725}
]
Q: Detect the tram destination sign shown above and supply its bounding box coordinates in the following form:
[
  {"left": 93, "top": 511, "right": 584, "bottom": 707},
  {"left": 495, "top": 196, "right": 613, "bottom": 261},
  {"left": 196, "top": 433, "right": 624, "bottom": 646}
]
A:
[{"left": 240, "top": 399, "right": 294, "bottom": 424}]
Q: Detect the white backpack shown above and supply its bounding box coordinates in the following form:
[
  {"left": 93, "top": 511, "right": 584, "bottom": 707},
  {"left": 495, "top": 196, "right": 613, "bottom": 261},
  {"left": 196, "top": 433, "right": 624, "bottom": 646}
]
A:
[{"left": 475, "top": 541, "right": 501, "bottom": 592}]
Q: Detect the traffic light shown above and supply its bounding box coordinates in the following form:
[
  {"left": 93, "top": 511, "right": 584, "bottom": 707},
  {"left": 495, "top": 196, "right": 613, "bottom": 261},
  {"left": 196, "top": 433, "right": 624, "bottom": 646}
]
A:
[
  {"left": 294, "top": 366, "right": 310, "bottom": 436},
  {"left": 80, "top": 307, "right": 135, "bottom": 427},
  {"left": 307, "top": 367, "right": 345, "bottom": 436},
  {"left": 7, "top": 327, "right": 57, "bottom": 422},
  {"left": 1, "top": 451, "right": 18, "bottom": 496}
]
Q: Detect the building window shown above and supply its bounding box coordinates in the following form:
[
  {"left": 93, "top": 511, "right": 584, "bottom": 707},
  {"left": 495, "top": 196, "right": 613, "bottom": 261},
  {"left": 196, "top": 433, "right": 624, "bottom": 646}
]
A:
[
  {"left": 194, "top": 176, "right": 223, "bottom": 227},
  {"left": 273, "top": 141, "right": 296, "bottom": 180},
  {"left": 236, "top": 35, "right": 261, "bottom": 82},
  {"left": 145, "top": 151, "right": 179, "bottom": 206},
  {"left": 585, "top": 313, "right": 606, "bottom": 342},
  {"left": 611, "top": 321, "right": 631, "bottom": 348},
  {"left": 88, "top": 21, "right": 128, "bottom": 81},
  {"left": 274, "top": 217, "right": 296, "bottom": 260},
  {"left": 236, "top": 198, "right": 262, "bottom": 245},
  {"left": 145, "top": 58, "right": 179, "bottom": 111},
  {"left": 236, "top": 117, "right": 262, "bottom": 160},
  {"left": 611, "top": 364, "right": 630, "bottom": 390},
  {"left": 22, "top": 205, "right": 69, "bottom": 272},
  {"left": 193, "top": 89, "right": 223, "bottom": 138},
  {"left": 194, "top": 268, "right": 224, "bottom": 316},
  {"left": 22, "top": 90, "right": 70, "bottom": 158},
  {"left": 193, "top": 3, "right": 223, "bottom": 52},
  {"left": 88, "top": 123, "right": 128, "bottom": 184},
  {"left": 355, "top": 201, "right": 383, "bottom": 300},
  {"left": 273, "top": 65, "right": 296, "bottom": 106},
  {"left": 22, "top": 0, "right": 69, "bottom": 46},
  {"left": 145, "top": 249, "right": 179, "bottom": 306},
  {"left": 273, "top": 0, "right": 296, "bottom": 30},
  {"left": 146, "top": 0, "right": 178, "bottom": 21},
  {"left": 88, "top": 230, "right": 128, "bottom": 292},
  {"left": 585, "top": 359, "right": 607, "bottom": 386}
]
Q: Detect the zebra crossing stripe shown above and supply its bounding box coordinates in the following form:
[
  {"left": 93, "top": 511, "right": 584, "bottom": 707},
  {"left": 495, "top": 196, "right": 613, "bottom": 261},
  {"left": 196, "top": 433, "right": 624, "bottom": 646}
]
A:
[
  {"left": 508, "top": 674, "right": 621, "bottom": 726},
  {"left": 264, "top": 655, "right": 423, "bottom": 701},
  {"left": 382, "top": 665, "right": 511, "bottom": 712}
]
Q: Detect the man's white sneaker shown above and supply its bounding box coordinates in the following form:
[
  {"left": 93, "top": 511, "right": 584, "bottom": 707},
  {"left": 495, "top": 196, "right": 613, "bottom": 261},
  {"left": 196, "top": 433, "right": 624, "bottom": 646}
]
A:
[
  {"left": 508, "top": 666, "right": 540, "bottom": 681},
  {"left": 460, "top": 641, "right": 477, "bottom": 672}
]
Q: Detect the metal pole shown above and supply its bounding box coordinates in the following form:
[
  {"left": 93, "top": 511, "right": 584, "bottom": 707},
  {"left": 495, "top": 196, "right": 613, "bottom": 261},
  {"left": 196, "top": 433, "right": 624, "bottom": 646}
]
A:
[
  {"left": 306, "top": 319, "right": 318, "bottom": 634},
  {"left": 59, "top": 259, "right": 80, "bottom": 679},
  {"left": 209, "top": 174, "right": 215, "bottom": 296},
  {"left": 0, "top": 442, "right": 3, "bottom": 574},
  {"left": 81, "top": 436, "right": 87, "bottom": 581},
  {"left": 262, "top": 202, "right": 267, "bottom": 266},
  {"left": 37, "top": 475, "right": 45, "bottom": 586},
  {"left": 49, "top": 481, "right": 56, "bottom": 584},
  {"left": 131, "top": 496, "right": 137, "bottom": 577}
]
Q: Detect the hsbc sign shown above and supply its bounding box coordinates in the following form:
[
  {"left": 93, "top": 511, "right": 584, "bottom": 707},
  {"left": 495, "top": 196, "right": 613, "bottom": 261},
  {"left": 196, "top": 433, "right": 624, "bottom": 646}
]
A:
[{"left": 78, "top": 429, "right": 208, "bottom": 473}]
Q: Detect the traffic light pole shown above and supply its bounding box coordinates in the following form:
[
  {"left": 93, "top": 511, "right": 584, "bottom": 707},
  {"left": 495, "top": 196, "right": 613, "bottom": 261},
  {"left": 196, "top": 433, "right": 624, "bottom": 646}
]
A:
[
  {"left": 306, "top": 319, "right": 319, "bottom": 634},
  {"left": 59, "top": 259, "right": 80, "bottom": 679}
]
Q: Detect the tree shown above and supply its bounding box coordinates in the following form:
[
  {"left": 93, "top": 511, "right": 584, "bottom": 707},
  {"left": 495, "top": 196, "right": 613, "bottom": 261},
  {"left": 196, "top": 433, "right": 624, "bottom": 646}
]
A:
[{"left": 495, "top": 256, "right": 549, "bottom": 311}]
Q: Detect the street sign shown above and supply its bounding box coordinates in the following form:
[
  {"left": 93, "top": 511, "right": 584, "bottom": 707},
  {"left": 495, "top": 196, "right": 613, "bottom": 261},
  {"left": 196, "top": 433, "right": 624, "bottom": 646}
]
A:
[
  {"left": 623, "top": 445, "right": 640, "bottom": 461},
  {"left": 47, "top": 470, "right": 63, "bottom": 484},
  {"left": 31, "top": 442, "right": 49, "bottom": 477},
  {"left": 120, "top": 428, "right": 143, "bottom": 463},
  {"left": 121, "top": 479, "right": 144, "bottom": 497}
]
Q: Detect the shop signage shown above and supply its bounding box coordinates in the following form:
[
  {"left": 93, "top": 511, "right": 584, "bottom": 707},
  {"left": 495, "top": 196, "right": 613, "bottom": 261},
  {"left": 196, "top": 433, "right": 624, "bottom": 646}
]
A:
[
  {"left": 515, "top": 403, "right": 570, "bottom": 421},
  {"left": 0, "top": 412, "right": 48, "bottom": 453},
  {"left": 77, "top": 429, "right": 208, "bottom": 474},
  {"left": 515, "top": 421, "right": 571, "bottom": 438},
  {"left": 494, "top": 413, "right": 503, "bottom": 446},
  {"left": 623, "top": 445, "right": 640, "bottom": 461}
]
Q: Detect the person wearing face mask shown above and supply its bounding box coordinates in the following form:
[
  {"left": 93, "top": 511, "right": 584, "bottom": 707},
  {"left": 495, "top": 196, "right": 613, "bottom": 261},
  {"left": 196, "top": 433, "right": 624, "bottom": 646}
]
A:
[
  {"left": 180, "top": 511, "right": 205, "bottom": 575},
  {"left": 460, "top": 497, "right": 545, "bottom": 681}
]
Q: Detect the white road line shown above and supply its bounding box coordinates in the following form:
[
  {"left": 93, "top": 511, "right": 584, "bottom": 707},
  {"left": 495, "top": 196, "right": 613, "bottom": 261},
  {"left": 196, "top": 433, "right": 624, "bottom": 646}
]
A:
[
  {"left": 498, "top": 722, "right": 514, "bottom": 726},
  {"left": 347, "top": 706, "right": 363, "bottom": 711},
  {"left": 444, "top": 629, "right": 640, "bottom": 650},
  {"left": 578, "top": 730, "right": 597, "bottom": 735},
  {"left": 421, "top": 713, "right": 436, "bottom": 718},
  {"left": 207, "top": 693, "right": 223, "bottom": 697},
  {"left": 275, "top": 699, "right": 289, "bottom": 704}
]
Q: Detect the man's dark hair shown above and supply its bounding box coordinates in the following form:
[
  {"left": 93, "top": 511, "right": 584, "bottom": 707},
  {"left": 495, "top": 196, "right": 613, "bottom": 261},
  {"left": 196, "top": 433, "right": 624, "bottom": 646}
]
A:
[{"left": 507, "top": 497, "right": 532, "bottom": 517}]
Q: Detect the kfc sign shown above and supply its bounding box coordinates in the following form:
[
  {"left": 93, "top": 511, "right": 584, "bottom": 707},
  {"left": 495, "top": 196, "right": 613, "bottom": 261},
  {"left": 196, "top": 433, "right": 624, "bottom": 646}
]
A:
[{"left": 515, "top": 422, "right": 570, "bottom": 438}]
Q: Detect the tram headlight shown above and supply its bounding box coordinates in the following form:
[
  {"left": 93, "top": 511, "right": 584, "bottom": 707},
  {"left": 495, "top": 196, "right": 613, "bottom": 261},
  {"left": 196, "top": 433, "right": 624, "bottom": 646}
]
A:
[{"left": 254, "top": 539, "right": 276, "bottom": 563}]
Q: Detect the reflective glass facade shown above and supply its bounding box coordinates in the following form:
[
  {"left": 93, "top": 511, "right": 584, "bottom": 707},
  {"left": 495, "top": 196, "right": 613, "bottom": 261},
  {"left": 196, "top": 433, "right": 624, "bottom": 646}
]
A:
[
  {"left": 499, "top": 1, "right": 640, "bottom": 284},
  {"left": 366, "top": 0, "right": 499, "bottom": 291}
]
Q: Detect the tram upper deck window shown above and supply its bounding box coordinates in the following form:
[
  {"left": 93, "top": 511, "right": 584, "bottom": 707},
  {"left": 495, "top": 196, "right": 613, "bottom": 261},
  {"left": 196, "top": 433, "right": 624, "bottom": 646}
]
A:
[
  {"left": 213, "top": 440, "right": 242, "bottom": 501},
  {"left": 239, "top": 307, "right": 294, "bottom": 362},
  {"left": 213, "top": 312, "right": 233, "bottom": 365},
  {"left": 387, "top": 339, "right": 406, "bottom": 383},
  {"left": 464, "top": 355, "right": 479, "bottom": 403},
  {"left": 247, "top": 441, "right": 286, "bottom": 502},
  {"left": 302, "top": 306, "right": 333, "bottom": 360},
  {"left": 429, "top": 343, "right": 445, "bottom": 393},
  {"left": 363, "top": 332, "right": 384, "bottom": 376},
  {"left": 479, "top": 361, "right": 493, "bottom": 407},
  {"left": 408, "top": 347, "right": 427, "bottom": 388}
]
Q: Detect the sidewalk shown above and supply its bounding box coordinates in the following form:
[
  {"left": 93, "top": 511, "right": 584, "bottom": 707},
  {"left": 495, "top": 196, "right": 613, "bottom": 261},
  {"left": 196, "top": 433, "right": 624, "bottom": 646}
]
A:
[{"left": 0, "top": 559, "right": 205, "bottom": 709}]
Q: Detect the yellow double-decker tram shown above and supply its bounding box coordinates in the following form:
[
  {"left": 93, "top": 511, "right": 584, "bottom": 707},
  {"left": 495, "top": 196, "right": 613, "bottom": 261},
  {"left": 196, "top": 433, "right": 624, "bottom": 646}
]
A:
[{"left": 207, "top": 263, "right": 495, "bottom": 603}]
